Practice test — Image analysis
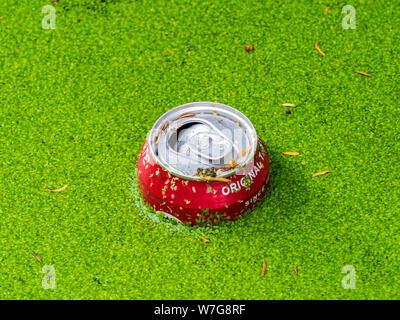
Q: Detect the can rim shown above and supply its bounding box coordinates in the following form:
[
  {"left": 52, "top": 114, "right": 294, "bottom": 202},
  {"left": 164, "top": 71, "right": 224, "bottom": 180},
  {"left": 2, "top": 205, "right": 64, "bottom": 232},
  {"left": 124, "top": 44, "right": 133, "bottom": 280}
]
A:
[{"left": 147, "top": 102, "right": 258, "bottom": 181}]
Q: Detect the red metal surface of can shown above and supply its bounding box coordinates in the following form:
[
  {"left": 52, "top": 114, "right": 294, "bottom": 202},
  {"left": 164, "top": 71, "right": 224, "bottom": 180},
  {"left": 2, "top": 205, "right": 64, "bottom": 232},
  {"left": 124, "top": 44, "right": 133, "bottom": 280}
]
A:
[{"left": 137, "top": 102, "right": 270, "bottom": 225}]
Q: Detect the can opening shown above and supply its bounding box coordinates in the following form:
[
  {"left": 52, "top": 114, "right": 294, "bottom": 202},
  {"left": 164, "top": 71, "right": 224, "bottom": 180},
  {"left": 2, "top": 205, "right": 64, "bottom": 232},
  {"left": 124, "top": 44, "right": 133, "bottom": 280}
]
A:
[
  {"left": 149, "top": 102, "right": 257, "bottom": 180},
  {"left": 173, "top": 121, "right": 235, "bottom": 164}
]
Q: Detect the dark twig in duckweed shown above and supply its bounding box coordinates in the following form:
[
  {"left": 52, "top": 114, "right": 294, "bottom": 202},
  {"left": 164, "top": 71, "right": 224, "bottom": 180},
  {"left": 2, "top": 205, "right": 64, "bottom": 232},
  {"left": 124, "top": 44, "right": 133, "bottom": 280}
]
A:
[{"left": 294, "top": 264, "right": 298, "bottom": 275}]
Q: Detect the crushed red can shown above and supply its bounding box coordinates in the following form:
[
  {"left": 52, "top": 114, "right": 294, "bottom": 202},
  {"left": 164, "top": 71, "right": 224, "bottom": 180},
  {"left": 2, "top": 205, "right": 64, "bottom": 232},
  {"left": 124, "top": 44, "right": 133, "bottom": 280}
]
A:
[{"left": 137, "top": 102, "right": 270, "bottom": 225}]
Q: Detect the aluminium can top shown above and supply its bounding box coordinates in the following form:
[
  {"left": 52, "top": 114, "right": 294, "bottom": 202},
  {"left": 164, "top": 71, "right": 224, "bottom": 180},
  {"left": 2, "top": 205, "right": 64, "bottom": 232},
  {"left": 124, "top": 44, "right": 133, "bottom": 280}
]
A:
[{"left": 148, "top": 102, "right": 258, "bottom": 180}]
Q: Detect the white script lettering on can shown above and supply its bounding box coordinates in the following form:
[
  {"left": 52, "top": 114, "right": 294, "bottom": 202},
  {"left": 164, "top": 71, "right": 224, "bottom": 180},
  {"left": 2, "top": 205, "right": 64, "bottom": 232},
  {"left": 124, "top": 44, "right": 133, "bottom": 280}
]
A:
[
  {"left": 221, "top": 152, "right": 265, "bottom": 196},
  {"left": 142, "top": 145, "right": 151, "bottom": 166}
]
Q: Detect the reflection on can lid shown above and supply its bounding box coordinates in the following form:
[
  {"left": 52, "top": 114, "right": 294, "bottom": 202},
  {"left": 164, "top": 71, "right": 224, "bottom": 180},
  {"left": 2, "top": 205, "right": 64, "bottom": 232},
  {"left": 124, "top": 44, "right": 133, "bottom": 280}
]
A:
[{"left": 149, "top": 102, "right": 258, "bottom": 180}]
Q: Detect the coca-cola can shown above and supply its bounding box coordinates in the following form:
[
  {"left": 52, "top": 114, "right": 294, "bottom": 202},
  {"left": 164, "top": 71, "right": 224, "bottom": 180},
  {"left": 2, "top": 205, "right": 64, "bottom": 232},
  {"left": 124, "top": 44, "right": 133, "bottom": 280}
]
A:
[{"left": 137, "top": 102, "right": 270, "bottom": 225}]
